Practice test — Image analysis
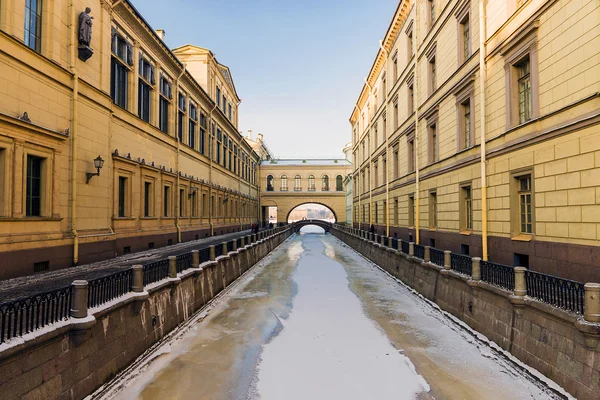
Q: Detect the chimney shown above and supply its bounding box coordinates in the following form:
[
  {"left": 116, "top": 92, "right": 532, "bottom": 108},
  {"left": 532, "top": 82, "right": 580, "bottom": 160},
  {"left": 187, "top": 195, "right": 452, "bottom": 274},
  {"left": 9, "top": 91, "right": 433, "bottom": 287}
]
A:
[
  {"left": 257, "top": 133, "right": 263, "bottom": 142},
  {"left": 156, "top": 29, "right": 165, "bottom": 40},
  {"left": 247, "top": 129, "right": 252, "bottom": 139}
]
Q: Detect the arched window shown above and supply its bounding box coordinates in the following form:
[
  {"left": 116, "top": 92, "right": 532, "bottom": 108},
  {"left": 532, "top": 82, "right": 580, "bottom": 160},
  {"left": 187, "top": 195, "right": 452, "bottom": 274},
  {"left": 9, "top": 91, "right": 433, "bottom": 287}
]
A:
[
  {"left": 266, "top": 175, "right": 274, "bottom": 191},
  {"left": 322, "top": 175, "right": 329, "bottom": 191},
  {"left": 280, "top": 175, "right": 288, "bottom": 191},
  {"left": 308, "top": 175, "right": 316, "bottom": 191},
  {"left": 336, "top": 175, "right": 343, "bottom": 191},
  {"left": 294, "top": 175, "right": 302, "bottom": 191}
]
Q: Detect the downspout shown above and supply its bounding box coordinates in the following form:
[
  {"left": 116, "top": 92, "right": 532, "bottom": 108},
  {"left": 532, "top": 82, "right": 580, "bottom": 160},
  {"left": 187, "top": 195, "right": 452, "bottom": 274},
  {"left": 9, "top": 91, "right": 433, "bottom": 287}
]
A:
[
  {"left": 364, "top": 78, "right": 373, "bottom": 229},
  {"left": 379, "top": 40, "right": 390, "bottom": 237},
  {"left": 69, "top": 0, "right": 78, "bottom": 264},
  {"left": 353, "top": 103, "right": 361, "bottom": 229},
  {"left": 208, "top": 102, "right": 217, "bottom": 235},
  {"left": 174, "top": 64, "right": 186, "bottom": 243},
  {"left": 414, "top": 0, "right": 421, "bottom": 245},
  {"left": 479, "top": 1, "right": 489, "bottom": 260},
  {"left": 238, "top": 101, "right": 243, "bottom": 231}
]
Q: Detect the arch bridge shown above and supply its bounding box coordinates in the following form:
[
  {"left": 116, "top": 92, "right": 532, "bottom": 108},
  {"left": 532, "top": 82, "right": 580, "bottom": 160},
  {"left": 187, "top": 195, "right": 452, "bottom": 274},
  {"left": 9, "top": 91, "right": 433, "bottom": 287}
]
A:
[
  {"left": 259, "top": 159, "right": 352, "bottom": 225},
  {"left": 291, "top": 219, "right": 332, "bottom": 232}
]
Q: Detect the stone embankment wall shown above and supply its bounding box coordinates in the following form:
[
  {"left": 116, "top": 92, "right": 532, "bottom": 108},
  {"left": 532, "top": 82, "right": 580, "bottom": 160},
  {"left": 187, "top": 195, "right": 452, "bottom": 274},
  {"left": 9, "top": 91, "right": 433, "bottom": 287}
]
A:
[
  {"left": 331, "top": 227, "right": 600, "bottom": 400},
  {"left": 0, "top": 228, "right": 292, "bottom": 400}
]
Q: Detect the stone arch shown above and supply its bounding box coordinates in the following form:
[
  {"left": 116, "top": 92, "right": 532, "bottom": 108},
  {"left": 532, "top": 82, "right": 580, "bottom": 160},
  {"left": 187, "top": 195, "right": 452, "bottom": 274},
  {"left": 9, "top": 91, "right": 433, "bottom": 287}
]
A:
[{"left": 286, "top": 201, "right": 338, "bottom": 223}]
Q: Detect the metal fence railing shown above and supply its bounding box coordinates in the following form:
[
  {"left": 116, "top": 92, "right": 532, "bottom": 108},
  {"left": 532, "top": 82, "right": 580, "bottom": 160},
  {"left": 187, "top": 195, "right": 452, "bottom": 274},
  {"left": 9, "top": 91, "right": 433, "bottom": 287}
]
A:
[
  {"left": 481, "top": 261, "right": 515, "bottom": 291},
  {"left": 450, "top": 253, "right": 472, "bottom": 276},
  {"left": 430, "top": 248, "right": 445, "bottom": 267},
  {"left": 391, "top": 238, "right": 399, "bottom": 250},
  {"left": 176, "top": 253, "right": 193, "bottom": 274},
  {"left": 199, "top": 247, "right": 211, "bottom": 263},
  {"left": 414, "top": 244, "right": 425, "bottom": 260},
  {"left": 401, "top": 240, "right": 410, "bottom": 255},
  {"left": 143, "top": 259, "right": 170, "bottom": 286},
  {"left": 215, "top": 245, "right": 224, "bottom": 258},
  {"left": 227, "top": 241, "right": 235, "bottom": 253},
  {"left": 87, "top": 269, "right": 133, "bottom": 309},
  {"left": 525, "top": 270, "right": 585, "bottom": 314}
]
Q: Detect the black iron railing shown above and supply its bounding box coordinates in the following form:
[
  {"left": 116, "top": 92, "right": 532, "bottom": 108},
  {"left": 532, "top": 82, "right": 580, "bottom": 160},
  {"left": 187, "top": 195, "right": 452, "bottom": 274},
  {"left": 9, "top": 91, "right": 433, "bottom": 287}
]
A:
[
  {"left": 0, "top": 286, "right": 72, "bottom": 344},
  {"left": 227, "top": 241, "right": 235, "bottom": 253},
  {"left": 383, "top": 237, "right": 389, "bottom": 247},
  {"left": 414, "top": 244, "right": 425, "bottom": 260},
  {"left": 176, "top": 253, "right": 193, "bottom": 274},
  {"left": 525, "top": 270, "right": 584, "bottom": 314},
  {"left": 450, "top": 253, "right": 472, "bottom": 276},
  {"left": 143, "top": 259, "right": 170, "bottom": 286},
  {"left": 391, "top": 238, "right": 399, "bottom": 250},
  {"left": 88, "top": 269, "right": 132, "bottom": 308},
  {"left": 430, "top": 248, "right": 445, "bottom": 266},
  {"left": 215, "top": 245, "right": 223, "bottom": 258},
  {"left": 199, "top": 247, "right": 211, "bottom": 263},
  {"left": 236, "top": 238, "right": 243, "bottom": 248},
  {"left": 481, "top": 261, "right": 515, "bottom": 290},
  {"left": 401, "top": 240, "right": 409, "bottom": 255}
]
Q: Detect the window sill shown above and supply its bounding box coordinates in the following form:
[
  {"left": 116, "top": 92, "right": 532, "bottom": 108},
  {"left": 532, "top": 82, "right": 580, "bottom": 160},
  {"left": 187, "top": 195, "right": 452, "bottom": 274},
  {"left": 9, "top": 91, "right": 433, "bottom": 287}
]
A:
[
  {"left": 428, "top": 228, "right": 437, "bottom": 232},
  {"left": 161, "top": 217, "right": 175, "bottom": 221},
  {"left": 140, "top": 217, "right": 159, "bottom": 220},
  {"left": 112, "top": 217, "right": 136, "bottom": 221},
  {"left": 511, "top": 234, "right": 532, "bottom": 242},
  {"left": 460, "top": 230, "right": 472, "bottom": 236},
  {"left": 0, "top": 216, "right": 63, "bottom": 222}
]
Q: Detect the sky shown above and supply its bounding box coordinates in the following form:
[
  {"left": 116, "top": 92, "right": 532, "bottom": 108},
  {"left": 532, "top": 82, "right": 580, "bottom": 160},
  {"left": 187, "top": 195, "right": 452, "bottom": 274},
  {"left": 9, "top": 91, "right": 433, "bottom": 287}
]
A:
[{"left": 131, "top": 0, "right": 399, "bottom": 158}]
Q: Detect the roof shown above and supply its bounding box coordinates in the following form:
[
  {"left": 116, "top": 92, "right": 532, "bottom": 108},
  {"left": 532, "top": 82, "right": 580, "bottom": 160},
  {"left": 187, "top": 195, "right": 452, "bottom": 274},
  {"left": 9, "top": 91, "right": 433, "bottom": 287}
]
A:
[{"left": 261, "top": 159, "right": 352, "bottom": 166}]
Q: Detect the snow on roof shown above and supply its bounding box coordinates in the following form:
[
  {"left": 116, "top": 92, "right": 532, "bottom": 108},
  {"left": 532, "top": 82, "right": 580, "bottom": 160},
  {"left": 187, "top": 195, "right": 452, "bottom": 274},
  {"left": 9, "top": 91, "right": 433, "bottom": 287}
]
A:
[{"left": 261, "top": 159, "right": 352, "bottom": 166}]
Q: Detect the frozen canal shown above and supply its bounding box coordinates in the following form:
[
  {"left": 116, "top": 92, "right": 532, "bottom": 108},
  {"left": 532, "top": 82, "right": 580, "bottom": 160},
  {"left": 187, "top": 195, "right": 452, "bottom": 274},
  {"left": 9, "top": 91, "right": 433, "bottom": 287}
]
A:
[{"left": 95, "top": 227, "right": 567, "bottom": 400}]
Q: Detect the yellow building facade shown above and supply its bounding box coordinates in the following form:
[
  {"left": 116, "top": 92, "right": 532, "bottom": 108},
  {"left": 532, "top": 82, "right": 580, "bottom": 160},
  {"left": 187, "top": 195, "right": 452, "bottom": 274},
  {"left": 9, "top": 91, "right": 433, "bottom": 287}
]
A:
[
  {"left": 259, "top": 159, "right": 352, "bottom": 224},
  {"left": 352, "top": 0, "right": 600, "bottom": 282},
  {"left": 0, "top": 0, "right": 261, "bottom": 279}
]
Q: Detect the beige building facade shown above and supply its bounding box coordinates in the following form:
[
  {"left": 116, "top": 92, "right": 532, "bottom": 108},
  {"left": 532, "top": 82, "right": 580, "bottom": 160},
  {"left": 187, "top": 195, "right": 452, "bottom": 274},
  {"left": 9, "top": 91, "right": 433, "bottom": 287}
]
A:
[
  {"left": 260, "top": 159, "right": 352, "bottom": 225},
  {"left": 352, "top": 0, "right": 600, "bottom": 282},
  {"left": 0, "top": 0, "right": 261, "bottom": 279}
]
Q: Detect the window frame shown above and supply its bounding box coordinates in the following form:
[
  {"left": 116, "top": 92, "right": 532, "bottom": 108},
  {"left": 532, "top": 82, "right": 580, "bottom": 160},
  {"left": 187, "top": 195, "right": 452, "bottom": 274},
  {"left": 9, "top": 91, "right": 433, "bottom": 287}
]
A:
[
  {"left": 408, "top": 194, "right": 415, "bottom": 227},
  {"left": 454, "top": 76, "right": 475, "bottom": 151},
  {"left": 23, "top": 146, "right": 53, "bottom": 219},
  {"left": 24, "top": 0, "right": 43, "bottom": 53},
  {"left": 280, "top": 175, "right": 288, "bottom": 191},
  {"left": 460, "top": 183, "right": 473, "bottom": 232},
  {"left": 429, "top": 191, "right": 438, "bottom": 229},
  {"left": 308, "top": 175, "right": 316, "bottom": 191},
  {"left": 511, "top": 170, "right": 535, "bottom": 237},
  {"left": 456, "top": 1, "right": 471, "bottom": 65},
  {"left": 425, "top": 109, "right": 439, "bottom": 164},
  {"left": 159, "top": 75, "right": 173, "bottom": 134},
  {"left": 294, "top": 175, "right": 302, "bottom": 191}
]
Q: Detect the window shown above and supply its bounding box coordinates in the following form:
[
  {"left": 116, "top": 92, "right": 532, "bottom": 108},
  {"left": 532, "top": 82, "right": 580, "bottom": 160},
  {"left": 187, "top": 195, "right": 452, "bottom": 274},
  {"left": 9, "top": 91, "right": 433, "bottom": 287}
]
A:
[
  {"left": 336, "top": 175, "right": 343, "bottom": 191},
  {"left": 281, "top": 175, "right": 288, "bottom": 191},
  {"left": 111, "top": 34, "right": 131, "bottom": 109},
  {"left": 159, "top": 76, "right": 172, "bottom": 133},
  {"left": 463, "top": 101, "right": 472, "bottom": 148},
  {"left": 189, "top": 103, "right": 197, "bottom": 149},
  {"left": 118, "top": 176, "right": 127, "bottom": 218},
  {"left": 383, "top": 158, "right": 387, "bottom": 184},
  {"left": 200, "top": 114, "right": 207, "bottom": 155},
  {"left": 216, "top": 87, "right": 221, "bottom": 108},
  {"left": 393, "top": 99, "right": 399, "bottom": 130},
  {"left": 393, "top": 148, "right": 399, "bottom": 179},
  {"left": 374, "top": 163, "right": 378, "bottom": 188},
  {"left": 228, "top": 103, "right": 232, "bottom": 120},
  {"left": 407, "top": 136, "right": 415, "bottom": 172},
  {"left": 382, "top": 116, "right": 387, "bottom": 139},
  {"left": 179, "top": 189, "right": 185, "bottom": 217},
  {"left": 517, "top": 175, "right": 532, "bottom": 234},
  {"left": 461, "top": 185, "right": 473, "bottom": 231},
  {"left": 375, "top": 202, "right": 379, "bottom": 224},
  {"left": 163, "top": 186, "right": 171, "bottom": 217},
  {"left": 429, "top": 0, "right": 436, "bottom": 28},
  {"left": 266, "top": 175, "right": 274, "bottom": 191},
  {"left": 394, "top": 198, "right": 399, "bottom": 226},
  {"left": 374, "top": 125, "right": 378, "bottom": 149},
  {"left": 26, "top": 155, "right": 43, "bottom": 217},
  {"left": 408, "top": 195, "right": 415, "bottom": 227},
  {"left": 144, "top": 181, "right": 152, "bottom": 217},
  {"left": 294, "top": 175, "right": 302, "bottom": 191},
  {"left": 392, "top": 52, "right": 398, "bottom": 82},
  {"left": 322, "top": 175, "right": 329, "bottom": 191},
  {"left": 222, "top": 95, "right": 226, "bottom": 111},
  {"left": 408, "top": 84, "right": 414, "bottom": 115},
  {"left": 429, "top": 57, "right": 437, "bottom": 93},
  {"left": 177, "top": 93, "right": 186, "bottom": 142},
  {"left": 24, "top": 0, "right": 42, "bottom": 52},
  {"left": 429, "top": 191, "right": 437, "bottom": 228},
  {"left": 406, "top": 23, "right": 413, "bottom": 58},
  {"left": 138, "top": 57, "right": 154, "bottom": 122},
  {"left": 517, "top": 59, "right": 531, "bottom": 124},
  {"left": 461, "top": 17, "right": 471, "bottom": 62},
  {"left": 308, "top": 175, "right": 315, "bottom": 191},
  {"left": 429, "top": 123, "right": 438, "bottom": 163}
]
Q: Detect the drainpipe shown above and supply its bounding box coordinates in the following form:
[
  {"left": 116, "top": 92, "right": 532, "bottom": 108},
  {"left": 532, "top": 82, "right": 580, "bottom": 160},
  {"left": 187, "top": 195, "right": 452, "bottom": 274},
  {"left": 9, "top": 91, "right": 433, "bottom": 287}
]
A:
[
  {"left": 208, "top": 101, "right": 218, "bottom": 236},
  {"left": 479, "top": 1, "right": 489, "bottom": 260},
  {"left": 174, "top": 64, "right": 186, "bottom": 243},
  {"left": 379, "top": 40, "right": 390, "bottom": 237},
  {"left": 414, "top": 0, "right": 421, "bottom": 244},
  {"left": 364, "top": 78, "right": 373, "bottom": 229},
  {"left": 353, "top": 103, "right": 361, "bottom": 229},
  {"left": 69, "top": 0, "right": 79, "bottom": 264}
]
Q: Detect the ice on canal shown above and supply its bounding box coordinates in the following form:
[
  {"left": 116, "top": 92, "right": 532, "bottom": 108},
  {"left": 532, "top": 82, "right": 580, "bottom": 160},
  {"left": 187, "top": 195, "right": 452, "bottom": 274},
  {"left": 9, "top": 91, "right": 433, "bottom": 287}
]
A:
[{"left": 95, "top": 225, "right": 567, "bottom": 400}]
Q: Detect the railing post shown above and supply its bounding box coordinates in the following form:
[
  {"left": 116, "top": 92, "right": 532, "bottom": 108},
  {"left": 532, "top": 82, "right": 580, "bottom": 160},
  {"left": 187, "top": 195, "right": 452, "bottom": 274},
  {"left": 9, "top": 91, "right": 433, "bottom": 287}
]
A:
[
  {"left": 444, "top": 251, "right": 451, "bottom": 270},
  {"left": 472, "top": 257, "right": 481, "bottom": 281},
  {"left": 514, "top": 267, "right": 527, "bottom": 297},
  {"left": 240, "top": 236, "right": 245, "bottom": 247},
  {"left": 584, "top": 283, "right": 600, "bottom": 323},
  {"left": 232, "top": 240, "right": 237, "bottom": 251},
  {"left": 70, "top": 280, "right": 89, "bottom": 318},
  {"left": 222, "top": 242, "right": 228, "bottom": 255},
  {"left": 192, "top": 250, "right": 200, "bottom": 268},
  {"left": 251, "top": 234, "right": 256, "bottom": 243},
  {"left": 209, "top": 245, "right": 216, "bottom": 261},
  {"left": 424, "top": 246, "right": 430, "bottom": 262},
  {"left": 168, "top": 256, "right": 177, "bottom": 278},
  {"left": 132, "top": 265, "right": 144, "bottom": 292},
  {"left": 409, "top": 242, "right": 415, "bottom": 257}
]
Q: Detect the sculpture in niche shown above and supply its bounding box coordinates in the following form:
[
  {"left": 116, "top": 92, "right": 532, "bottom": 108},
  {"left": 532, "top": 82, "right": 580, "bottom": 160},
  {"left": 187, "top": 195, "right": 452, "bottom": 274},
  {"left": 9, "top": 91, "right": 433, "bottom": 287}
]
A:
[{"left": 78, "top": 8, "right": 94, "bottom": 61}]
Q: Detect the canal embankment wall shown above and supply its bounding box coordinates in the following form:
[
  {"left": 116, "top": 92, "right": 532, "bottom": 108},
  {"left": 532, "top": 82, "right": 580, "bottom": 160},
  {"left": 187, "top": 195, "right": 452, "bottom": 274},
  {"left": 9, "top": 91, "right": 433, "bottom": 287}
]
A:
[
  {"left": 0, "top": 228, "right": 292, "bottom": 400},
  {"left": 331, "top": 226, "right": 600, "bottom": 400}
]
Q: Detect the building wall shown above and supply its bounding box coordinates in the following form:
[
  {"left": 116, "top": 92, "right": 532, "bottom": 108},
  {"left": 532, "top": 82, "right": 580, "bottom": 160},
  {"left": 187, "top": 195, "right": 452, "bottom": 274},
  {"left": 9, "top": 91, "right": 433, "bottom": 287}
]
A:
[
  {"left": 350, "top": 0, "right": 600, "bottom": 282},
  {"left": 0, "top": 0, "right": 260, "bottom": 279}
]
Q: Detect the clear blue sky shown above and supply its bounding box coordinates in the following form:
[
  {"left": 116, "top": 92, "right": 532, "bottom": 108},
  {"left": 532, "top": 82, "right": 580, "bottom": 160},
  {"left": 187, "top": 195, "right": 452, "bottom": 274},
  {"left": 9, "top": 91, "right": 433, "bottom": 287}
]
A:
[{"left": 131, "top": 0, "right": 398, "bottom": 158}]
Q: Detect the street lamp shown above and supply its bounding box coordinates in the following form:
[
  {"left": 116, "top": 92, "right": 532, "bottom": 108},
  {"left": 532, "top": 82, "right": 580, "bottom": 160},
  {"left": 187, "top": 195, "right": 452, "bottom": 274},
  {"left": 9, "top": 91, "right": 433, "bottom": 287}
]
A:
[{"left": 85, "top": 155, "right": 104, "bottom": 184}]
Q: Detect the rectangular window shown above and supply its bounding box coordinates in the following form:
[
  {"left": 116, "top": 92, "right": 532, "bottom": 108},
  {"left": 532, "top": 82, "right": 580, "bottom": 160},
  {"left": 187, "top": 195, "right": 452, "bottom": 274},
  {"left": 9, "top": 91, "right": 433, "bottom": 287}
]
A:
[
  {"left": 429, "top": 57, "right": 437, "bottom": 93},
  {"left": 462, "top": 185, "right": 473, "bottom": 231},
  {"left": 24, "top": 0, "right": 42, "bottom": 52},
  {"left": 144, "top": 181, "right": 152, "bottom": 217},
  {"left": 111, "top": 58, "right": 128, "bottom": 108},
  {"left": 408, "top": 137, "right": 415, "bottom": 172},
  {"left": 393, "top": 100, "right": 399, "bottom": 129},
  {"left": 518, "top": 175, "right": 532, "bottom": 234},
  {"left": 200, "top": 114, "right": 207, "bottom": 155},
  {"left": 408, "top": 84, "right": 414, "bottom": 115},
  {"left": 189, "top": 104, "right": 197, "bottom": 149},
  {"left": 374, "top": 164, "right": 378, "bottom": 188},
  {"left": 394, "top": 199, "right": 399, "bottom": 226},
  {"left": 26, "top": 155, "right": 43, "bottom": 217},
  {"left": 393, "top": 149, "right": 399, "bottom": 179},
  {"left": 463, "top": 101, "right": 471, "bottom": 148},
  {"left": 178, "top": 112, "right": 185, "bottom": 142},
  {"left": 228, "top": 103, "right": 232, "bottom": 120},
  {"left": 374, "top": 125, "right": 378, "bottom": 149},
  {"left": 429, "top": 0, "right": 436, "bottom": 28},
  {"left": 408, "top": 195, "right": 415, "bottom": 227},
  {"left": 517, "top": 59, "right": 532, "bottom": 124},
  {"left": 429, "top": 123, "right": 438, "bottom": 162},
  {"left": 179, "top": 189, "right": 185, "bottom": 217},
  {"left": 383, "top": 159, "right": 387, "bottom": 184},
  {"left": 118, "top": 177, "right": 127, "bottom": 218},
  {"left": 159, "top": 76, "right": 172, "bottom": 133},
  {"left": 461, "top": 17, "right": 471, "bottom": 61},
  {"left": 407, "top": 28, "right": 413, "bottom": 58},
  {"left": 216, "top": 87, "right": 221, "bottom": 107},
  {"left": 163, "top": 186, "right": 170, "bottom": 217},
  {"left": 429, "top": 192, "right": 437, "bottom": 228},
  {"left": 138, "top": 80, "right": 151, "bottom": 122}
]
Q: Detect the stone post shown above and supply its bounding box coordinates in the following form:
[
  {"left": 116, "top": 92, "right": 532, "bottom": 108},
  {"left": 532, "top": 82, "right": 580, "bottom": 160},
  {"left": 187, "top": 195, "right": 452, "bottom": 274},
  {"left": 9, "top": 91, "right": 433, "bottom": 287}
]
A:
[
  {"left": 514, "top": 267, "right": 527, "bottom": 297},
  {"left": 222, "top": 242, "right": 228, "bottom": 255},
  {"left": 409, "top": 242, "right": 414, "bottom": 257},
  {"left": 131, "top": 265, "right": 144, "bottom": 292},
  {"left": 168, "top": 256, "right": 177, "bottom": 278},
  {"left": 70, "top": 280, "right": 89, "bottom": 318},
  {"left": 424, "top": 246, "right": 430, "bottom": 262},
  {"left": 232, "top": 240, "right": 237, "bottom": 251},
  {"left": 584, "top": 283, "right": 600, "bottom": 323},
  {"left": 472, "top": 257, "right": 481, "bottom": 281},
  {"left": 444, "top": 251, "right": 451, "bottom": 270},
  {"left": 192, "top": 250, "right": 200, "bottom": 268},
  {"left": 209, "top": 245, "right": 216, "bottom": 261},
  {"left": 251, "top": 234, "right": 256, "bottom": 243}
]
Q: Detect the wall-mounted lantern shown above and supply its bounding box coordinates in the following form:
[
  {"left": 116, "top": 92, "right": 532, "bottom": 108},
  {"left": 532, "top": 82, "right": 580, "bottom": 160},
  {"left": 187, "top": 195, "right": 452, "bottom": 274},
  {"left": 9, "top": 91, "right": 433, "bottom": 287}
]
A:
[
  {"left": 86, "top": 155, "right": 104, "bottom": 183},
  {"left": 188, "top": 186, "right": 197, "bottom": 199},
  {"left": 223, "top": 194, "right": 229, "bottom": 204}
]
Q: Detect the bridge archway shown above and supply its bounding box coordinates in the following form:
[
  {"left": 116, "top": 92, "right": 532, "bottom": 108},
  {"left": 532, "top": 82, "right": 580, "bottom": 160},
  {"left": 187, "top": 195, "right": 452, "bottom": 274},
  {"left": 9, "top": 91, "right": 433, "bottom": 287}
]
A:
[
  {"left": 286, "top": 202, "right": 337, "bottom": 224},
  {"left": 291, "top": 219, "right": 332, "bottom": 233}
]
